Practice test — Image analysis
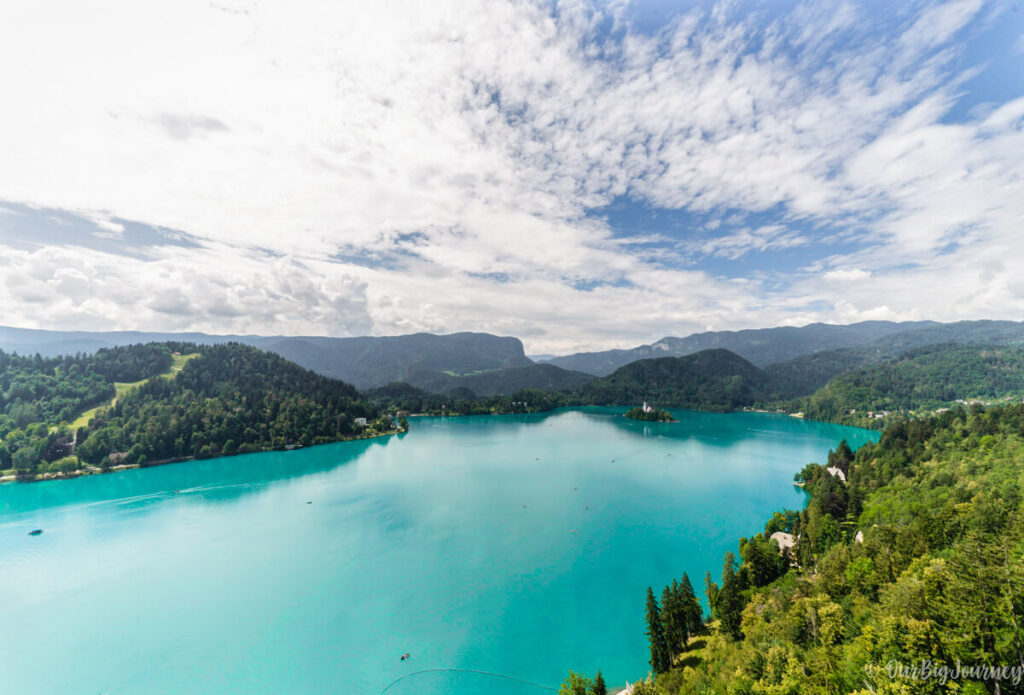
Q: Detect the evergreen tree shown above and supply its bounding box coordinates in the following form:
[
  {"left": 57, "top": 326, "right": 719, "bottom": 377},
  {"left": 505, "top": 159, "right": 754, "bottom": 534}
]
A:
[
  {"left": 679, "top": 572, "right": 703, "bottom": 641},
  {"left": 661, "top": 581, "right": 685, "bottom": 661},
  {"left": 589, "top": 671, "right": 607, "bottom": 695},
  {"left": 718, "top": 553, "right": 744, "bottom": 640},
  {"left": 704, "top": 571, "right": 719, "bottom": 619},
  {"left": 645, "top": 586, "right": 670, "bottom": 673}
]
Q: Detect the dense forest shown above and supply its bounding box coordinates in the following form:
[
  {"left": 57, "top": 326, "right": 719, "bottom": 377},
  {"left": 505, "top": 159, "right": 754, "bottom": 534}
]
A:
[
  {"left": 0, "top": 342, "right": 390, "bottom": 480},
  {"left": 574, "top": 350, "right": 771, "bottom": 412},
  {"left": 75, "top": 344, "right": 387, "bottom": 469},
  {"left": 0, "top": 344, "right": 171, "bottom": 426},
  {"left": 795, "top": 344, "right": 1024, "bottom": 426},
  {"left": 0, "top": 344, "right": 178, "bottom": 479},
  {"left": 578, "top": 404, "right": 1024, "bottom": 694}
]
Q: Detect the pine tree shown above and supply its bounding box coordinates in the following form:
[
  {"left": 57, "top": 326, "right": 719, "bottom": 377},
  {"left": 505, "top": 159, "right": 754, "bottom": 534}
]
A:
[
  {"left": 645, "top": 586, "right": 670, "bottom": 673},
  {"left": 679, "top": 572, "right": 704, "bottom": 643},
  {"left": 718, "top": 554, "right": 744, "bottom": 640},
  {"left": 661, "top": 582, "right": 684, "bottom": 661},
  {"left": 704, "top": 571, "right": 719, "bottom": 619},
  {"left": 589, "top": 670, "right": 607, "bottom": 695}
]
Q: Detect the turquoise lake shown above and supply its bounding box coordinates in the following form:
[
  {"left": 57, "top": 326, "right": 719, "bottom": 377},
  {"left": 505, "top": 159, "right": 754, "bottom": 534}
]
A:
[{"left": 0, "top": 408, "right": 877, "bottom": 694}]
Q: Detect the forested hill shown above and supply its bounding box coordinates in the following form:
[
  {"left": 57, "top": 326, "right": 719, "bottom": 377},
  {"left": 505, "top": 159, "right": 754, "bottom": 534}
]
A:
[
  {"left": 363, "top": 349, "right": 777, "bottom": 415},
  {"left": 618, "top": 403, "right": 1024, "bottom": 694},
  {"left": 575, "top": 349, "right": 771, "bottom": 412},
  {"left": 0, "top": 343, "right": 390, "bottom": 480},
  {"left": 364, "top": 342, "right": 1024, "bottom": 419},
  {"left": 0, "top": 325, "right": 534, "bottom": 390},
  {"left": 796, "top": 344, "right": 1024, "bottom": 425},
  {"left": 575, "top": 343, "right": 1024, "bottom": 421},
  {"left": 0, "top": 344, "right": 172, "bottom": 425},
  {"left": 74, "top": 344, "right": 385, "bottom": 468}
]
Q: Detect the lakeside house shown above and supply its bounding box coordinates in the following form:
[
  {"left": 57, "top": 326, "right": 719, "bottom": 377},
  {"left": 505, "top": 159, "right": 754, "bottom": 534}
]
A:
[{"left": 354, "top": 417, "right": 368, "bottom": 428}]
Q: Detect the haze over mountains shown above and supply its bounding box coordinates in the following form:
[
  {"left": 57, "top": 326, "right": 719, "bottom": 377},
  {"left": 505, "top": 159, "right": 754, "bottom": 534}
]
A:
[
  {"left": 3, "top": 319, "right": 1024, "bottom": 398},
  {"left": 539, "top": 320, "right": 1024, "bottom": 374}
]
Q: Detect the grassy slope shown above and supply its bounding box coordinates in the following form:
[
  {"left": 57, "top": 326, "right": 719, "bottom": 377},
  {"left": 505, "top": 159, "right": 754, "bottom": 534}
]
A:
[{"left": 69, "top": 352, "right": 197, "bottom": 429}]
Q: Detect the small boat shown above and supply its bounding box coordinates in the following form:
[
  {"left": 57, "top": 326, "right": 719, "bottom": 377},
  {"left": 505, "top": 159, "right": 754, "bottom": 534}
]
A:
[
  {"left": 28, "top": 529, "right": 43, "bottom": 536},
  {"left": 400, "top": 652, "right": 410, "bottom": 661}
]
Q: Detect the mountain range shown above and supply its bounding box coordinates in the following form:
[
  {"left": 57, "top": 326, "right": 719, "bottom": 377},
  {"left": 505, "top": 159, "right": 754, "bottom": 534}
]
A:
[
  {"left": 3, "top": 319, "right": 1024, "bottom": 397},
  {"left": 541, "top": 320, "right": 1024, "bottom": 374}
]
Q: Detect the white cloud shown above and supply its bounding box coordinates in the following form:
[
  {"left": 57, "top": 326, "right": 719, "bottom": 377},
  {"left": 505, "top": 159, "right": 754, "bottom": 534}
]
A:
[
  {"left": 0, "top": 0, "right": 1020, "bottom": 353},
  {"left": 694, "top": 226, "right": 808, "bottom": 260},
  {"left": 0, "top": 243, "right": 373, "bottom": 337},
  {"left": 822, "top": 269, "right": 871, "bottom": 283}
]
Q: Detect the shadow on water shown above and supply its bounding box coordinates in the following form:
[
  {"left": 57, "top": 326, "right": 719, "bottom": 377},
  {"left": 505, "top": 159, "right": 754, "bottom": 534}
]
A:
[
  {"left": 577, "top": 406, "right": 878, "bottom": 451},
  {"left": 0, "top": 435, "right": 399, "bottom": 517}
]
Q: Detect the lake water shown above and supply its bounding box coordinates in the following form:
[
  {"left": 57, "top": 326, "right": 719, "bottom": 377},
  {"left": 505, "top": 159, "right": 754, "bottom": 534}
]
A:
[{"left": 0, "top": 408, "right": 876, "bottom": 695}]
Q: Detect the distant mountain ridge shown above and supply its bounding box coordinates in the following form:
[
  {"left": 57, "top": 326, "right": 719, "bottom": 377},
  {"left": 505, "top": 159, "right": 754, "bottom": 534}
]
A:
[
  {"left": 545, "top": 321, "right": 939, "bottom": 375},
  {"left": 260, "top": 333, "right": 532, "bottom": 388},
  {"left": 0, "top": 327, "right": 533, "bottom": 390},
  {"left": 545, "top": 319, "right": 1024, "bottom": 375},
  {"left": 400, "top": 362, "right": 594, "bottom": 397},
  {"left": 4, "top": 319, "right": 1024, "bottom": 395}
]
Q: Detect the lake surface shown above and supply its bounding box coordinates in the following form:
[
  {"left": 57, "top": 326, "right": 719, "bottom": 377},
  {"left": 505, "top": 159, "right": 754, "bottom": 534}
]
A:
[{"left": 0, "top": 408, "right": 876, "bottom": 695}]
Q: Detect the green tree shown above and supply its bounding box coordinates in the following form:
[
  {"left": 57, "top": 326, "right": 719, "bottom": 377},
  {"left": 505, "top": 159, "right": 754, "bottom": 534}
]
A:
[
  {"left": 661, "top": 581, "right": 684, "bottom": 661},
  {"left": 557, "top": 671, "right": 591, "bottom": 695},
  {"left": 645, "top": 586, "right": 670, "bottom": 673},
  {"left": 589, "top": 670, "right": 607, "bottom": 695},
  {"left": 704, "top": 571, "right": 719, "bottom": 618},
  {"left": 12, "top": 445, "right": 38, "bottom": 478},
  {"left": 679, "top": 572, "right": 703, "bottom": 641},
  {"left": 718, "top": 553, "right": 744, "bottom": 640}
]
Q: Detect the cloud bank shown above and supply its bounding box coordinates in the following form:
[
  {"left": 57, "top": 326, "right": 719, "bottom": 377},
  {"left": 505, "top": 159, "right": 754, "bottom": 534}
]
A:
[{"left": 0, "top": 0, "right": 1021, "bottom": 352}]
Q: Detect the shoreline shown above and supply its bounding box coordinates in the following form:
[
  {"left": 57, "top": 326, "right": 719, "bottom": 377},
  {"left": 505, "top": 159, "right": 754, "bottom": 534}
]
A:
[
  {"left": 0, "top": 429, "right": 402, "bottom": 484},
  {"left": 3, "top": 405, "right": 878, "bottom": 485}
]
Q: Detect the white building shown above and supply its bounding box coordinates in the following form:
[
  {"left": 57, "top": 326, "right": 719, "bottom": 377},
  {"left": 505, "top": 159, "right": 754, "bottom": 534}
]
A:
[{"left": 354, "top": 417, "right": 368, "bottom": 428}]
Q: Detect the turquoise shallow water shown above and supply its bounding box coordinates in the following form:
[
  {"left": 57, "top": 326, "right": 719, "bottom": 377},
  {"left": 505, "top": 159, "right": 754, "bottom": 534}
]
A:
[{"left": 0, "top": 408, "right": 876, "bottom": 695}]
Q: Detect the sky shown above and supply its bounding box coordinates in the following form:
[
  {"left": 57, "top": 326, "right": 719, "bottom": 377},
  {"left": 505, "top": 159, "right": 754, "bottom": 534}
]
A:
[{"left": 0, "top": 0, "right": 1022, "bottom": 354}]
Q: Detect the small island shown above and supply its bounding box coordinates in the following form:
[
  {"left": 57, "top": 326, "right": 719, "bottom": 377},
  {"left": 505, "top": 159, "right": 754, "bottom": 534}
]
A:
[{"left": 624, "top": 402, "right": 676, "bottom": 422}]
